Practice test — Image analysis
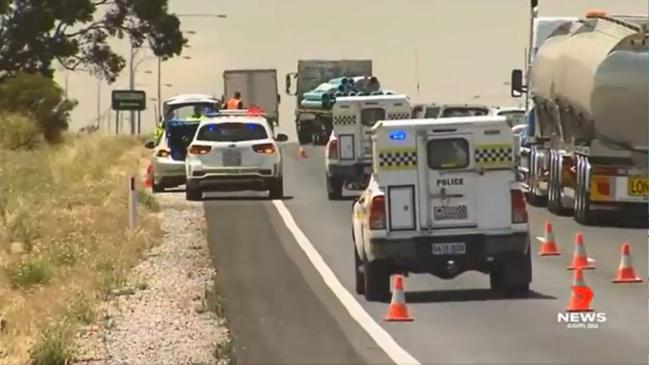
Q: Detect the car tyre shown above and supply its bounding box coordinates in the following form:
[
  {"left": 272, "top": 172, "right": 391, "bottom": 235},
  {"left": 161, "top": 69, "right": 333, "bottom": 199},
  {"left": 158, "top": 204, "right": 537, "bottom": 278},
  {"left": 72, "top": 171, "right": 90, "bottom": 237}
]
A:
[
  {"left": 326, "top": 175, "right": 344, "bottom": 200},
  {"left": 490, "top": 250, "right": 531, "bottom": 298},
  {"left": 152, "top": 179, "right": 164, "bottom": 193},
  {"left": 363, "top": 260, "right": 390, "bottom": 302},
  {"left": 269, "top": 177, "right": 284, "bottom": 199},
  {"left": 185, "top": 180, "right": 202, "bottom": 201}
]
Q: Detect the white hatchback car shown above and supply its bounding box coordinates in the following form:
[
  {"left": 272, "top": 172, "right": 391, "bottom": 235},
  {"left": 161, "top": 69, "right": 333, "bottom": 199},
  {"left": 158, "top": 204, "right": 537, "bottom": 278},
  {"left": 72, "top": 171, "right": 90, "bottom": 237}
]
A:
[{"left": 184, "top": 115, "right": 289, "bottom": 200}]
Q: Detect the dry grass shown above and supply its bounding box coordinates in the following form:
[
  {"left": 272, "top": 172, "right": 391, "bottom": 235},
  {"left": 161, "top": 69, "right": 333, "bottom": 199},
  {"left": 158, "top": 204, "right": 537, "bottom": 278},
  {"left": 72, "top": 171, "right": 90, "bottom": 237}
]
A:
[{"left": 0, "top": 132, "right": 160, "bottom": 364}]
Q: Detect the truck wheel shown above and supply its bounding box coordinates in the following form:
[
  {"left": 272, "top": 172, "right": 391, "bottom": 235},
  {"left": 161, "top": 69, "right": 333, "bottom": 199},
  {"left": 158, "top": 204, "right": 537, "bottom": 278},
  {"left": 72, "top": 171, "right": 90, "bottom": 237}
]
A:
[
  {"left": 354, "top": 245, "right": 365, "bottom": 295},
  {"left": 269, "top": 177, "right": 284, "bottom": 199},
  {"left": 490, "top": 251, "right": 531, "bottom": 298},
  {"left": 363, "top": 260, "right": 390, "bottom": 302},
  {"left": 326, "top": 175, "right": 344, "bottom": 200},
  {"left": 185, "top": 180, "right": 202, "bottom": 201}
]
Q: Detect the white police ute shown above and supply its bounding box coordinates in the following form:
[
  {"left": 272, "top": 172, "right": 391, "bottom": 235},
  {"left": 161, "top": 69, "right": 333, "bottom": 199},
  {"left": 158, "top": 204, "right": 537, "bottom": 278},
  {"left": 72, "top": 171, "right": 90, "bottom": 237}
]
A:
[
  {"left": 184, "top": 111, "right": 288, "bottom": 200},
  {"left": 325, "top": 94, "right": 411, "bottom": 199},
  {"left": 352, "top": 115, "right": 531, "bottom": 301}
]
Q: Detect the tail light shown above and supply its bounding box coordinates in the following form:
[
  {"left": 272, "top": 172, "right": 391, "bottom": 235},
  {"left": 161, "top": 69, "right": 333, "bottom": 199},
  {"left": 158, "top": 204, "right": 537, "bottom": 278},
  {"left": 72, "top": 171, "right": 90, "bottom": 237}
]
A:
[
  {"left": 511, "top": 189, "right": 528, "bottom": 223},
  {"left": 328, "top": 139, "right": 338, "bottom": 160},
  {"left": 253, "top": 143, "right": 275, "bottom": 154},
  {"left": 369, "top": 195, "right": 386, "bottom": 230},
  {"left": 156, "top": 149, "right": 170, "bottom": 158},
  {"left": 188, "top": 145, "right": 211, "bottom": 155}
]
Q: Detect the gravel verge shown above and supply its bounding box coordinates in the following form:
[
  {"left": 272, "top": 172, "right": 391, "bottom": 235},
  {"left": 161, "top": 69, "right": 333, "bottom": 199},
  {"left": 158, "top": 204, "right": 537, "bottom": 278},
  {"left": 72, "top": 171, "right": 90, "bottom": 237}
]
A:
[{"left": 73, "top": 192, "right": 231, "bottom": 365}]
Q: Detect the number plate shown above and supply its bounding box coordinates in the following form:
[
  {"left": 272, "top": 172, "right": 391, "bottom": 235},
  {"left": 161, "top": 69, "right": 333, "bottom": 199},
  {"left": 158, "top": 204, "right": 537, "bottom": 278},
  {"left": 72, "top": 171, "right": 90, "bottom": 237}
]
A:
[
  {"left": 628, "top": 176, "right": 648, "bottom": 196},
  {"left": 222, "top": 150, "right": 241, "bottom": 166},
  {"left": 434, "top": 205, "right": 468, "bottom": 220},
  {"left": 432, "top": 242, "right": 466, "bottom": 255}
]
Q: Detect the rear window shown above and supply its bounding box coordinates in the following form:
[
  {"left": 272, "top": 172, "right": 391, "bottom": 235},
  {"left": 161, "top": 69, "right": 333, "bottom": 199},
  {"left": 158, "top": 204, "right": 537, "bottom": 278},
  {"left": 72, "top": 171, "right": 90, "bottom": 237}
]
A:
[
  {"left": 441, "top": 108, "right": 489, "bottom": 117},
  {"left": 360, "top": 108, "right": 385, "bottom": 127},
  {"left": 427, "top": 138, "right": 470, "bottom": 170},
  {"left": 197, "top": 123, "right": 268, "bottom": 142},
  {"left": 424, "top": 107, "right": 441, "bottom": 118}
]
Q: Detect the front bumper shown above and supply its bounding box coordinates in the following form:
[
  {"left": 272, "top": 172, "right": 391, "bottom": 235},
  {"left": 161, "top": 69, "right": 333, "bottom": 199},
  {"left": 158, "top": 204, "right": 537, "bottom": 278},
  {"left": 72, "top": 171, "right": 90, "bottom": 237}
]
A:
[{"left": 367, "top": 232, "right": 529, "bottom": 276}]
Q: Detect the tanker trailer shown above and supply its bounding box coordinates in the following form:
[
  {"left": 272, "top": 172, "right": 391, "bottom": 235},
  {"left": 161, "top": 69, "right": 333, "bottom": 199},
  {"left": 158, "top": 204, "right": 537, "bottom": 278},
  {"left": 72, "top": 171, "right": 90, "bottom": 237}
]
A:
[{"left": 513, "top": 11, "right": 648, "bottom": 225}]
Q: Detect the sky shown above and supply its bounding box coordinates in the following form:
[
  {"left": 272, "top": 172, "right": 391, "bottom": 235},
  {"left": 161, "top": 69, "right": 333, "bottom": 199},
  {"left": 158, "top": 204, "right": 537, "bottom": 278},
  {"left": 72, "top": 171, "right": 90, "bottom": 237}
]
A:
[{"left": 58, "top": 0, "right": 648, "bottom": 139}]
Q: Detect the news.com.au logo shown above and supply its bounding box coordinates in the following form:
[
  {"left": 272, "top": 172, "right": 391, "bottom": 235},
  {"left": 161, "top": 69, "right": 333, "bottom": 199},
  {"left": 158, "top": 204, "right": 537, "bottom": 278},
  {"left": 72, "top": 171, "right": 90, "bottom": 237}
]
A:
[{"left": 557, "top": 312, "right": 607, "bottom": 329}]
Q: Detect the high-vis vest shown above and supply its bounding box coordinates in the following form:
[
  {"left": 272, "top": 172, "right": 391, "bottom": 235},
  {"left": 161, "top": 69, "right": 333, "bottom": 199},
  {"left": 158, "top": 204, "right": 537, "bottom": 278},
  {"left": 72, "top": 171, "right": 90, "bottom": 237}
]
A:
[{"left": 226, "top": 98, "right": 242, "bottom": 109}]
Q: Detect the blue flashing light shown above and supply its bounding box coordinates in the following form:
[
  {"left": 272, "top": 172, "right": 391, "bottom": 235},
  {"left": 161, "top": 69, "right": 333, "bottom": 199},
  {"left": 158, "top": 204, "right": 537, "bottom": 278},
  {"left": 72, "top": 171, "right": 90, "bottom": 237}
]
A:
[
  {"left": 206, "top": 124, "right": 217, "bottom": 131},
  {"left": 389, "top": 130, "right": 407, "bottom": 141},
  {"left": 245, "top": 123, "right": 257, "bottom": 130}
]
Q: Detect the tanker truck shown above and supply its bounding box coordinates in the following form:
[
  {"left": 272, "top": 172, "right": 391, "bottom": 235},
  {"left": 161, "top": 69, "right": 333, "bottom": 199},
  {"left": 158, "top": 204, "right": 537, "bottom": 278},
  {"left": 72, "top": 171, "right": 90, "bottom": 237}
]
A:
[{"left": 510, "top": 9, "right": 648, "bottom": 225}]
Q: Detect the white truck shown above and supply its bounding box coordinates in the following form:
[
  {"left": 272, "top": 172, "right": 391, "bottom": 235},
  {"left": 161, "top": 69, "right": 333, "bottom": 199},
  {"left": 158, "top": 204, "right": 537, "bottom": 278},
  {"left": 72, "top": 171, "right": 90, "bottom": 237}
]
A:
[
  {"left": 223, "top": 69, "right": 280, "bottom": 128},
  {"left": 352, "top": 116, "right": 531, "bottom": 301},
  {"left": 511, "top": 7, "right": 648, "bottom": 225},
  {"left": 325, "top": 94, "right": 410, "bottom": 199}
]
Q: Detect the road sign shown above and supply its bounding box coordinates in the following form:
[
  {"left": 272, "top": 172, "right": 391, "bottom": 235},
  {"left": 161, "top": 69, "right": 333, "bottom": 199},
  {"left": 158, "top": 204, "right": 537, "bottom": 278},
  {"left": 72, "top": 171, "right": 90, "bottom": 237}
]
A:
[{"left": 112, "top": 90, "right": 146, "bottom": 111}]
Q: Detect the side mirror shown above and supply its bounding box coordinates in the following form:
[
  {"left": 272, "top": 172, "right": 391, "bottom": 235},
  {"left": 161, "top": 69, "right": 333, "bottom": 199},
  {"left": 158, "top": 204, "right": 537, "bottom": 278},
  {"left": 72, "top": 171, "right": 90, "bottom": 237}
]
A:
[
  {"left": 511, "top": 69, "right": 525, "bottom": 97},
  {"left": 275, "top": 133, "right": 289, "bottom": 142},
  {"left": 145, "top": 141, "right": 155, "bottom": 149}
]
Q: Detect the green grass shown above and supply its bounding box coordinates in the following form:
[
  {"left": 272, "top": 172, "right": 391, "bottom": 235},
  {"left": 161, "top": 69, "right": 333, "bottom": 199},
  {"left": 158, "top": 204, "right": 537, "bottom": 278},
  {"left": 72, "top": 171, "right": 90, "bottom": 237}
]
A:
[
  {"left": 137, "top": 190, "right": 160, "bottom": 212},
  {"left": 68, "top": 294, "right": 96, "bottom": 325},
  {"left": 29, "top": 320, "right": 75, "bottom": 365},
  {"left": 7, "top": 258, "right": 53, "bottom": 288}
]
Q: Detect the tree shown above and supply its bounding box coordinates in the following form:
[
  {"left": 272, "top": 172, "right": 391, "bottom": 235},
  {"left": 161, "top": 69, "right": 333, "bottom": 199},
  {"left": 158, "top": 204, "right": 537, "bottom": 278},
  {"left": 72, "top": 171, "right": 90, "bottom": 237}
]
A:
[
  {"left": 0, "top": 0, "right": 186, "bottom": 83},
  {"left": 0, "top": 72, "right": 77, "bottom": 143}
]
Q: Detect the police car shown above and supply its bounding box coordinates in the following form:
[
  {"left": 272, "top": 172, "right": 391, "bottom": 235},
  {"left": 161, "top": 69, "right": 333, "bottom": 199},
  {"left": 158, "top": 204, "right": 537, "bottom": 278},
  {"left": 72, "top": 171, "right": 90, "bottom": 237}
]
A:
[
  {"left": 352, "top": 115, "right": 531, "bottom": 301},
  {"left": 184, "top": 109, "right": 289, "bottom": 200},
  {"left": 145, "top": 94, "right": 220, "bottom": 192},
  {"left": 325, "top": 94, "right": 411, "bottom": 199}
]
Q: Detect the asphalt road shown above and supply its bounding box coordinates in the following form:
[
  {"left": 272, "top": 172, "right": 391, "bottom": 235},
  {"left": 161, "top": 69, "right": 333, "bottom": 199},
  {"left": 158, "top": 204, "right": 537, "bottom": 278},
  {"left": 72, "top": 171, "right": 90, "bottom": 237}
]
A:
[{"left": 205, "top": 143, "right": 647, "bottom": 365}]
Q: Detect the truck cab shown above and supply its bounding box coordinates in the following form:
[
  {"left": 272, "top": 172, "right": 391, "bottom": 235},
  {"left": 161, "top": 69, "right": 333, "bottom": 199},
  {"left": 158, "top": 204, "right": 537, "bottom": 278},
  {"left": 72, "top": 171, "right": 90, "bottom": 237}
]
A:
[
  {"left": 324, "top": 94, "right": 410, "bottom": 199},
  {"left": 352, "top": 116, "right": 531, "bottom": 301}
]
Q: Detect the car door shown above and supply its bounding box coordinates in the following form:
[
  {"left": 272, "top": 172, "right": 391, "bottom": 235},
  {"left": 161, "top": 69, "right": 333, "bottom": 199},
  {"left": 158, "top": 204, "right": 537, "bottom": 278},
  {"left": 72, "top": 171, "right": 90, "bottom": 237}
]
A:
[{"left": 418, "top": 133, "right": 478, "bottom": 231}]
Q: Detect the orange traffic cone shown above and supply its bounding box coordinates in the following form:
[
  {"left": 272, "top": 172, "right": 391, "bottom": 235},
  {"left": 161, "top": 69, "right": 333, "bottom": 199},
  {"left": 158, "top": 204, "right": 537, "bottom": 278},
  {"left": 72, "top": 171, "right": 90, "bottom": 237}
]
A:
[
  {"left": 566, "top": 232, "right": 595, "bottom": 270},
  {"left": 143, "top": 163, "right": 153, "bottom": 188},
  {"left": 298, "top": 146, "right": 307, "bottom": 159},
  {"left": 566, "top": 267, "right": 594, "bottom": 312},
  {"left": 383, "top": 275, "right": 413, "bottom": 322},
  {"left": 612, "top": 242, "right": 642, "bottom": 283},
  {"left": 538, "top": 221, "right": 560, "bottom": 256}
]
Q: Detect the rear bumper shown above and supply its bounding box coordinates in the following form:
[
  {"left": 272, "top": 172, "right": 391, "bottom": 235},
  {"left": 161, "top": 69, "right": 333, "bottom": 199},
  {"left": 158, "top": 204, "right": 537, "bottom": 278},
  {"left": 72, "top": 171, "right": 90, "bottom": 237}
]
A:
[
  {"left": 190, "top": 174, "right": 280, "bottom": 191},
  {"left": 152, "top": 159, "right": 186, "bottom": 186},
  {"left": 367, "top": 232, "right": 529, "bottom": 276},
  {"left": 327, "top": 162, "right": 372, "bottom": 180}
]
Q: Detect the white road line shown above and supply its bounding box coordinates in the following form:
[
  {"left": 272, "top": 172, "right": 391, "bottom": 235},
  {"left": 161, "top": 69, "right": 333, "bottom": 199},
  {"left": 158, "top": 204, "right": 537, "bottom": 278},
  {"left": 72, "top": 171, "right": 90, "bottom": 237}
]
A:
[{"left": 272, "top": 200, "right": 420, "bottom": 365}]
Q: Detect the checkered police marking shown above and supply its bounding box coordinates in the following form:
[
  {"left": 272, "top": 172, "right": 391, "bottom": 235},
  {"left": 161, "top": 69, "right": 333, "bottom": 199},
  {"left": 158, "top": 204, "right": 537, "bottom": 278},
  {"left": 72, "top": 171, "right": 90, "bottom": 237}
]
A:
[
  {"left": 334, "top": 114, "right": 356, "bottom": 125},
  {"left": 388, "top": 113, "right": 410, "bottom": 120},
  {"left": 378, "top": 148, "right": 417, "bottom": 170},
  {"left": 475, "top": 144, "right": 513, "bottom": 168}
]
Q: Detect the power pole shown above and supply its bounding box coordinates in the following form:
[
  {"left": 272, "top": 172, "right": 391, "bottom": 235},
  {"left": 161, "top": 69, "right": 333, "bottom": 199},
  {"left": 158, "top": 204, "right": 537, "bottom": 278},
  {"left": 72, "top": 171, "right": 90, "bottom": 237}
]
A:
[
  {"left": 157, "top": 57, "right": 162, "bottom": 123},
  {"left": 129, "top": 45, "right": 136, "bottom": 135}
]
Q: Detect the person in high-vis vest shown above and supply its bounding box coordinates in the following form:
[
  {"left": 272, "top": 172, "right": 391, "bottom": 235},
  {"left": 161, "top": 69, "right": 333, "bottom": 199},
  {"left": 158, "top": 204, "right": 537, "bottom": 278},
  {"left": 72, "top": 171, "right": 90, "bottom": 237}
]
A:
[{"left": 226, "top": 92, "right": 244, "bottom": 109}]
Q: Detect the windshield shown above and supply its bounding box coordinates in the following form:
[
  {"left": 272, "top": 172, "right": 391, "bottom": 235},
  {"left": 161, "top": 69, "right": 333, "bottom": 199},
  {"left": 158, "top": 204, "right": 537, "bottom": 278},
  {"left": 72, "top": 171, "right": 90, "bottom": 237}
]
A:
[
  {"left": 197, "top": 123, "right": 268, "bottom": 142},
  {"left": 164, "top": 102, "right": 219, "bottom": 120},
  {"left": 441, "top": 108, "right": 490, "bottom": 117},
  {"left": 498, "top": 110, "right": 526, "bottom": 126}
]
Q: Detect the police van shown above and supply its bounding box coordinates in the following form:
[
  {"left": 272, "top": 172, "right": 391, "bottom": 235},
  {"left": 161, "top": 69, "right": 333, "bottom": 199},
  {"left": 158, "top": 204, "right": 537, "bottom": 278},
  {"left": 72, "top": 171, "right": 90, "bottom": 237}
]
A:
[
  {"left": 351, "top": 115, "right": 532, "bottom": 301},
  {"left": 325, "top": 94, "right": 411, "bottom": 199}
]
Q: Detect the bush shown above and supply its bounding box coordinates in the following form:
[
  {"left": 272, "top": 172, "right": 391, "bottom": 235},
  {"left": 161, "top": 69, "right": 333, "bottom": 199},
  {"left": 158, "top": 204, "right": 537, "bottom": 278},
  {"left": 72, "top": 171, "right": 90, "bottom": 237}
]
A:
[
  {"left": 7, "top": 258, "right": 53, "bottom": 288},
  {"left": 0, "top": 113, "right": 41, "bottom": 150},
  {"left": 0, "top": 72, "right": 76, "bottom": 144},
  {"left": 29, "top": 320, "right": 75, "bottom": 365}
]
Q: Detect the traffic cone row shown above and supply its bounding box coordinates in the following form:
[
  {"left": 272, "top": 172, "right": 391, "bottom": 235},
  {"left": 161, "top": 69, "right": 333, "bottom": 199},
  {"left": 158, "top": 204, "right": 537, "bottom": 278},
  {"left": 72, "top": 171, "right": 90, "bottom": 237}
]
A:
[{"left": 538, "top": 221, "right": 643, "bottom": 313}]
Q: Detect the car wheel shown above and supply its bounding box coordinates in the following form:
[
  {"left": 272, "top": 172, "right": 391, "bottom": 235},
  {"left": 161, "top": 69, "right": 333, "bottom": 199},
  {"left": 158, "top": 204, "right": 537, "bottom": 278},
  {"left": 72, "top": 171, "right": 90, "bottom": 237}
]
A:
[
  {"left": 185, "top": 180, "right": 202, "bottom": 201},
  {"left": 490, "top": 251, "right": 532, "bottom": 298},
  {"left": 269, "top": 177, "right": 284, "bottom": 199},
  {"left": 152, "top": 179, "right": 164, "bottom": 193},
  {"left": 326, "top": 175, "right": 344, "bottom": 200},
  {"left": 354, "top": 245, "right": 365, "bottom": 295},
  {"left": 363, "top": 260, "right": 390, "bottom": 302}
]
